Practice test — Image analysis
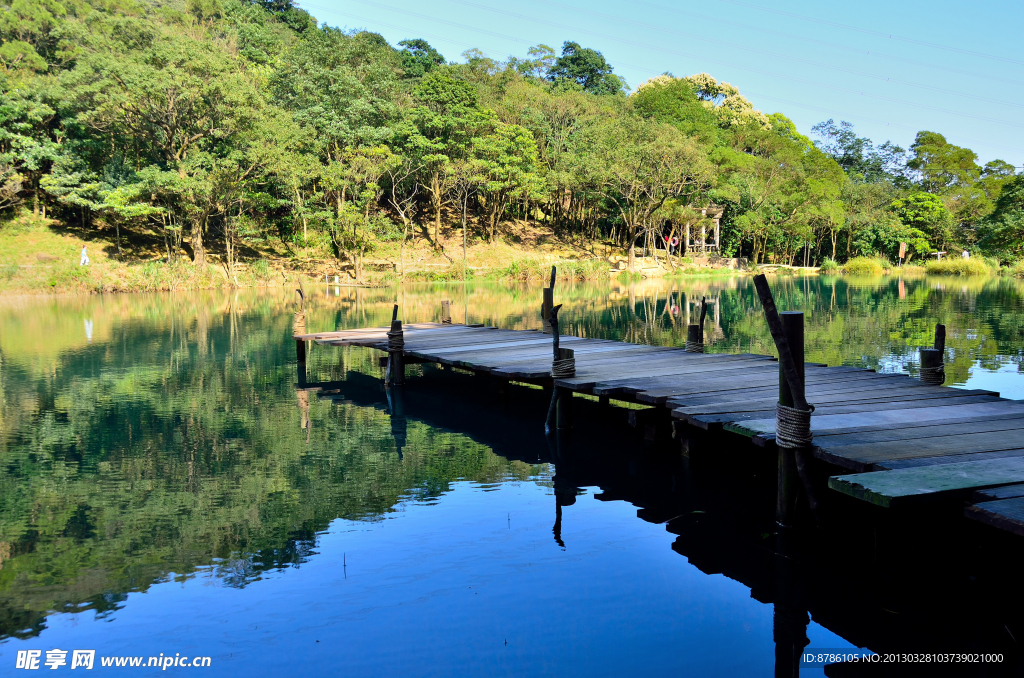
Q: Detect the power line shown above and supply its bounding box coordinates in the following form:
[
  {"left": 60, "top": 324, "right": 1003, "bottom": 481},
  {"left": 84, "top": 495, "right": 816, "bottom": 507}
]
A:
[
  {"left": 623, "top": 0, "right": 1024, "bottom": 89},
  {"left": 457, "top": 0, "right": 1024, "bottom": 111},
  {"left": 715, "top": 0, "right": 1024, "bottom": 67},
  {"left": 341, "top": 0, "right": 1024, "bottom": 130},
  {"left": 299, "top": 2, "right": 1024, "bottom": 157}
]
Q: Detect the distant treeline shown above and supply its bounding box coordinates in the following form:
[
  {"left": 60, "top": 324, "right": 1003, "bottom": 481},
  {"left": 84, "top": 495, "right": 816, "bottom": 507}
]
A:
[{"left": 2, "top": 0, "right": 1023, "bottom": 271}]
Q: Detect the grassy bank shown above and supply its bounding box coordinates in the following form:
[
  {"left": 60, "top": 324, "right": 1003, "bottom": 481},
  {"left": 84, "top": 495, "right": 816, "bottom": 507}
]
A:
[
  {"left": 925, "top": 257, "right": 992, "bottom": 276},
  {"left": 0, "top": 215, "right": 682, "bottom": 294}
]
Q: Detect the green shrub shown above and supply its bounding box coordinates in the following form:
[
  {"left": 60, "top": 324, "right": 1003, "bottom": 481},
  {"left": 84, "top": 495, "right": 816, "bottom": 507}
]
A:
[
  {"left": 251, "top": 258, "right": 271, "bottom": 281},
  {"left": 925, "top": 257, "right": 991, "bottom": 276},
  {"left": 843, "top": 256, "right": 888, "bottom": 275},
  {"left": 499, "top": 258, "right": 606, "bottom": 282},
  {"left": 818, "top": 257, "right": 839, "bottom": 273},
  {"left": 1, "top": 262, "right": 18, "bottom": 280}
]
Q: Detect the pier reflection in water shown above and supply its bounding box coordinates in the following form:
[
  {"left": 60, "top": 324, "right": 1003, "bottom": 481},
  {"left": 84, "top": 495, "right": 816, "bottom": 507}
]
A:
[{"left": 1, "top": 280, "right": 1024, "bottom": 675}]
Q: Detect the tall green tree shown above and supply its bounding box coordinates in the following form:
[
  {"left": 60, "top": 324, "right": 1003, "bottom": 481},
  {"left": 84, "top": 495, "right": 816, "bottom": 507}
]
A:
[{"left": 547, "top": 41, "right": 627, "bottom": 96}]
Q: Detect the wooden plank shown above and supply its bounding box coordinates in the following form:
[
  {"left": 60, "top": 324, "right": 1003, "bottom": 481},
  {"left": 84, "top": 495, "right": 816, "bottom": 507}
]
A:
[
  {"left": 417, "top": 336, "right": 588, "bottom": 361},
  {"left": 657, "top": 377, "right": 957, "bottom": 409},
  {"left": 966, "top": 497, "right": 1024, "bottom": 537},
  {"left": 581, "top": 354, "right": 780, "bottom": 391},
  {"left": 679, "top": 387, "right": 994, "bottom": 417},
  {"left": 399, "top": 328, "right": 540, "bottom": 348},
  {"left": 686, "top": 394, "right": 1003, "bottom": 430},
  {"left": 828, "top": 457, "right": 1024, "bottom": 508},
  {"left": 496, "top": 350, "right": 757, "bottom": 381},
  {"left": 807, "top": 416, "right": 1024, "bottom": 449},
  {"left": 613, "top": 366, "right": 880, "bottom": 400},
  {"left": 551, "top": 354, "right": 777, "bottom": 388},
  {"left": 408, "top": 338, "right": 561, "bottom": 357},
  {"left": 458, "top": 343, "right": 672, "bottom": 372},
  {"left": 974, "top": 483, "right": 1024, "bottom": 502},
  {"left": 751, "top": 411, "right": 1024, "bottom": 447},
  {"left": 875, "top": 448, "right": 1024, "bottom": 471},
  {"left": 727, "top": 400, "right": 1024, "bottom": 440},
  {"left": 297, "top": 322, "right": 448, "bottom": 340},
  {"left": 818, "top": 428, "right": 1024, "bottom": 472},
  {"left": 448, "top": 338, "right": 650, "bottom": 362}
]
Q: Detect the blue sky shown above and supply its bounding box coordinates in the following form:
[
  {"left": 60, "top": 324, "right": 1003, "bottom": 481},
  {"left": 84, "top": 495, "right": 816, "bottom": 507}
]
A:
[{"left": 297, "top": 0, "right": 1024, "bottom": 166}]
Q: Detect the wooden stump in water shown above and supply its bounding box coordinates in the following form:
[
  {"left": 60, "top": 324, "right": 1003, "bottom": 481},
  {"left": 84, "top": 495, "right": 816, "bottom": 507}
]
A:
[
  {"left": 294, "top": 311, "right": 306, "bottom": 364},
  {"left": 388, "top": 319, "right": 405, "bottom": 386},
  {"left": 920, "top": 347, "right": 944, "bottom": 385},
  {"left": 541, "top": 288, "right": 553, "bottom": 334},
  {"left": 685, "top": 324, "right": 703, "bottom": 352}
]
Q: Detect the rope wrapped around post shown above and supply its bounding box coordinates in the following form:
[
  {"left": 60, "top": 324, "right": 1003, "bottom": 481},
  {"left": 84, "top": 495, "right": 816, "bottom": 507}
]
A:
[
  {"left": 919, "top": 362, "right": 945, "bottom": 385},
  {"left": 387, "top": 327, "right": 405, "bottom": 350},
  {"left": 775, "top": 403, "right": 815, "bottom": 449},
  {"left": 684, "top": 339, "right": 704, "bottom": 353},
  {"left": 552, "top": 348, "right": 576, "bottom": 378}
]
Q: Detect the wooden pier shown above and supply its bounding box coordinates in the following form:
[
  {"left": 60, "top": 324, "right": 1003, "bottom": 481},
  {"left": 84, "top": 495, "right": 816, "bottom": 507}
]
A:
[{"left": 295, "top": 309, "right": 1024, "bottom": 539}]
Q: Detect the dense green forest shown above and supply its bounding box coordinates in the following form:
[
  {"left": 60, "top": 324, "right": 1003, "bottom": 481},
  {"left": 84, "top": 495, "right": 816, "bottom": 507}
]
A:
[{"left": 2, "top": 0, "right": 1023, "bottom": 275}]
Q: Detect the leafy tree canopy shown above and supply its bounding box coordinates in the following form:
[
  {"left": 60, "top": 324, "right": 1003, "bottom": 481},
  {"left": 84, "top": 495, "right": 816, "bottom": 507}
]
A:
[
  {"left": 398, "top": 38, "right": 445, "bottom": 79},
  {"left": 547, "top": 41, "right": 627, "bottom": 96}
]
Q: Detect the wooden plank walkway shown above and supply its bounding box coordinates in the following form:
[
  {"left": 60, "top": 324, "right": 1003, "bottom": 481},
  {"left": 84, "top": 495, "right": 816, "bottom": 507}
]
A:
[{"left": 295, "top": 322, "right": 1024, "bottom": 535}]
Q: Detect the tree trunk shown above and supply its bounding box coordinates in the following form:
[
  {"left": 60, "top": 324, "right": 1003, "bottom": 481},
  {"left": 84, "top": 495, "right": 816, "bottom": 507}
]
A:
[
  {"left": 627, "top": 241, "right": 636, "bottom": 272},
  {"left": 461, "top": 194, "right": 468, "bottom": 279},
  {"left": 431, "top": 172, "right": 441, "bottom": 246},
  {"left": 192, "top": 216, "right": 205, "bottom": 267}
]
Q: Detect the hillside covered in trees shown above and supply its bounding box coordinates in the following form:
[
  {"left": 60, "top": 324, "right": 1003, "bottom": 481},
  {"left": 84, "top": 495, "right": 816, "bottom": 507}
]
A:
[{"left": 2, "top": 0, "right": 1023, "bottom": 281}]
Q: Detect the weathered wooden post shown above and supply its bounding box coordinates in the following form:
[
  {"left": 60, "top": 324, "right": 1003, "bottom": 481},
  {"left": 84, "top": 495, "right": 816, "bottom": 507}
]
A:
[
  {"left": 541, "top": 266, "right": 556, "bottom": 334},
  {"left": 753, "top": 275, "right": 816, "bottom": 528},
  {"left": 294, "top": 288, "right": 307, "bottom": 364},
  {"left": 920, "top": 348, "right": 943, "bottom": 385},
  {"left": 441, "top": 300, "right": 452, "bottom": 325},
  {"left": 685, "top": 325, "right": 702, "bottom": 352},
  {"left": 685, "top": 296, "right": 709, "bottom": 353},
  {"left": 386, "top": 304, "right": 405, "bottom": 386},
  {"left": 545, "top": 301, "right": 576, "bottom": 432},
  {"left": 776, "top": 311, "right": 803, "bottom": 527},
  {"left": 386, "top": 384, "right": 407, "bottom": 459},
  {"left": 921, "top": 324, "right": 946, "bottom": 385}
]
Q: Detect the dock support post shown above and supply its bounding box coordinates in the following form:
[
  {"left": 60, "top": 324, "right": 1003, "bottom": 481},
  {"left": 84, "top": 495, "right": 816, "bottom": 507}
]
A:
[
  {"left": 920, "top": 324, "right": 945, "bottom": 384},
  {"left": 386, "top": 384, "right": 407, "bottom": 459},
  {"left": 754, "top": 274, "right": 817, "bottom": 528},
  {"left": 685, "top": 297, "right": 708, "bottom": 352},
  {"left": 685, "top": 324, "right": 702, "bottom": 352},
  {"left": 441, "top": 300, "right": 452, "bottom": 325},
  {"left": 919, "top": 348, "right": 944, "bottom": 385},
  {"left": 776, "top": 312, "right": 804, "bottom": 528},
  {"left": 296, "top": 338, "right": 306, "bottom": 364},
  {"left": 541, "top": 266, "right": 556, "bottom": 333},
  {"left": 556, "top": 390, "right": 572, "bottom": 429},
  {"left": 386, "top": 305, "right": 405, "bottom": 386}
]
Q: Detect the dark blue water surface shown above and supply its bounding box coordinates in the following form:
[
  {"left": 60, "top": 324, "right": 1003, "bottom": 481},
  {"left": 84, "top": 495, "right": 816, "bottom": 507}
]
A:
[{"left": 3, "top": 277, "right": 1024, "bottom": 675}]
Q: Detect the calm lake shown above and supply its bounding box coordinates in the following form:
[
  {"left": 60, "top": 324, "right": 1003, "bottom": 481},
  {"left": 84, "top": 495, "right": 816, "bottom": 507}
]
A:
[{"left": 2, "top": 274, "right": 1023, "bottom": 675}]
